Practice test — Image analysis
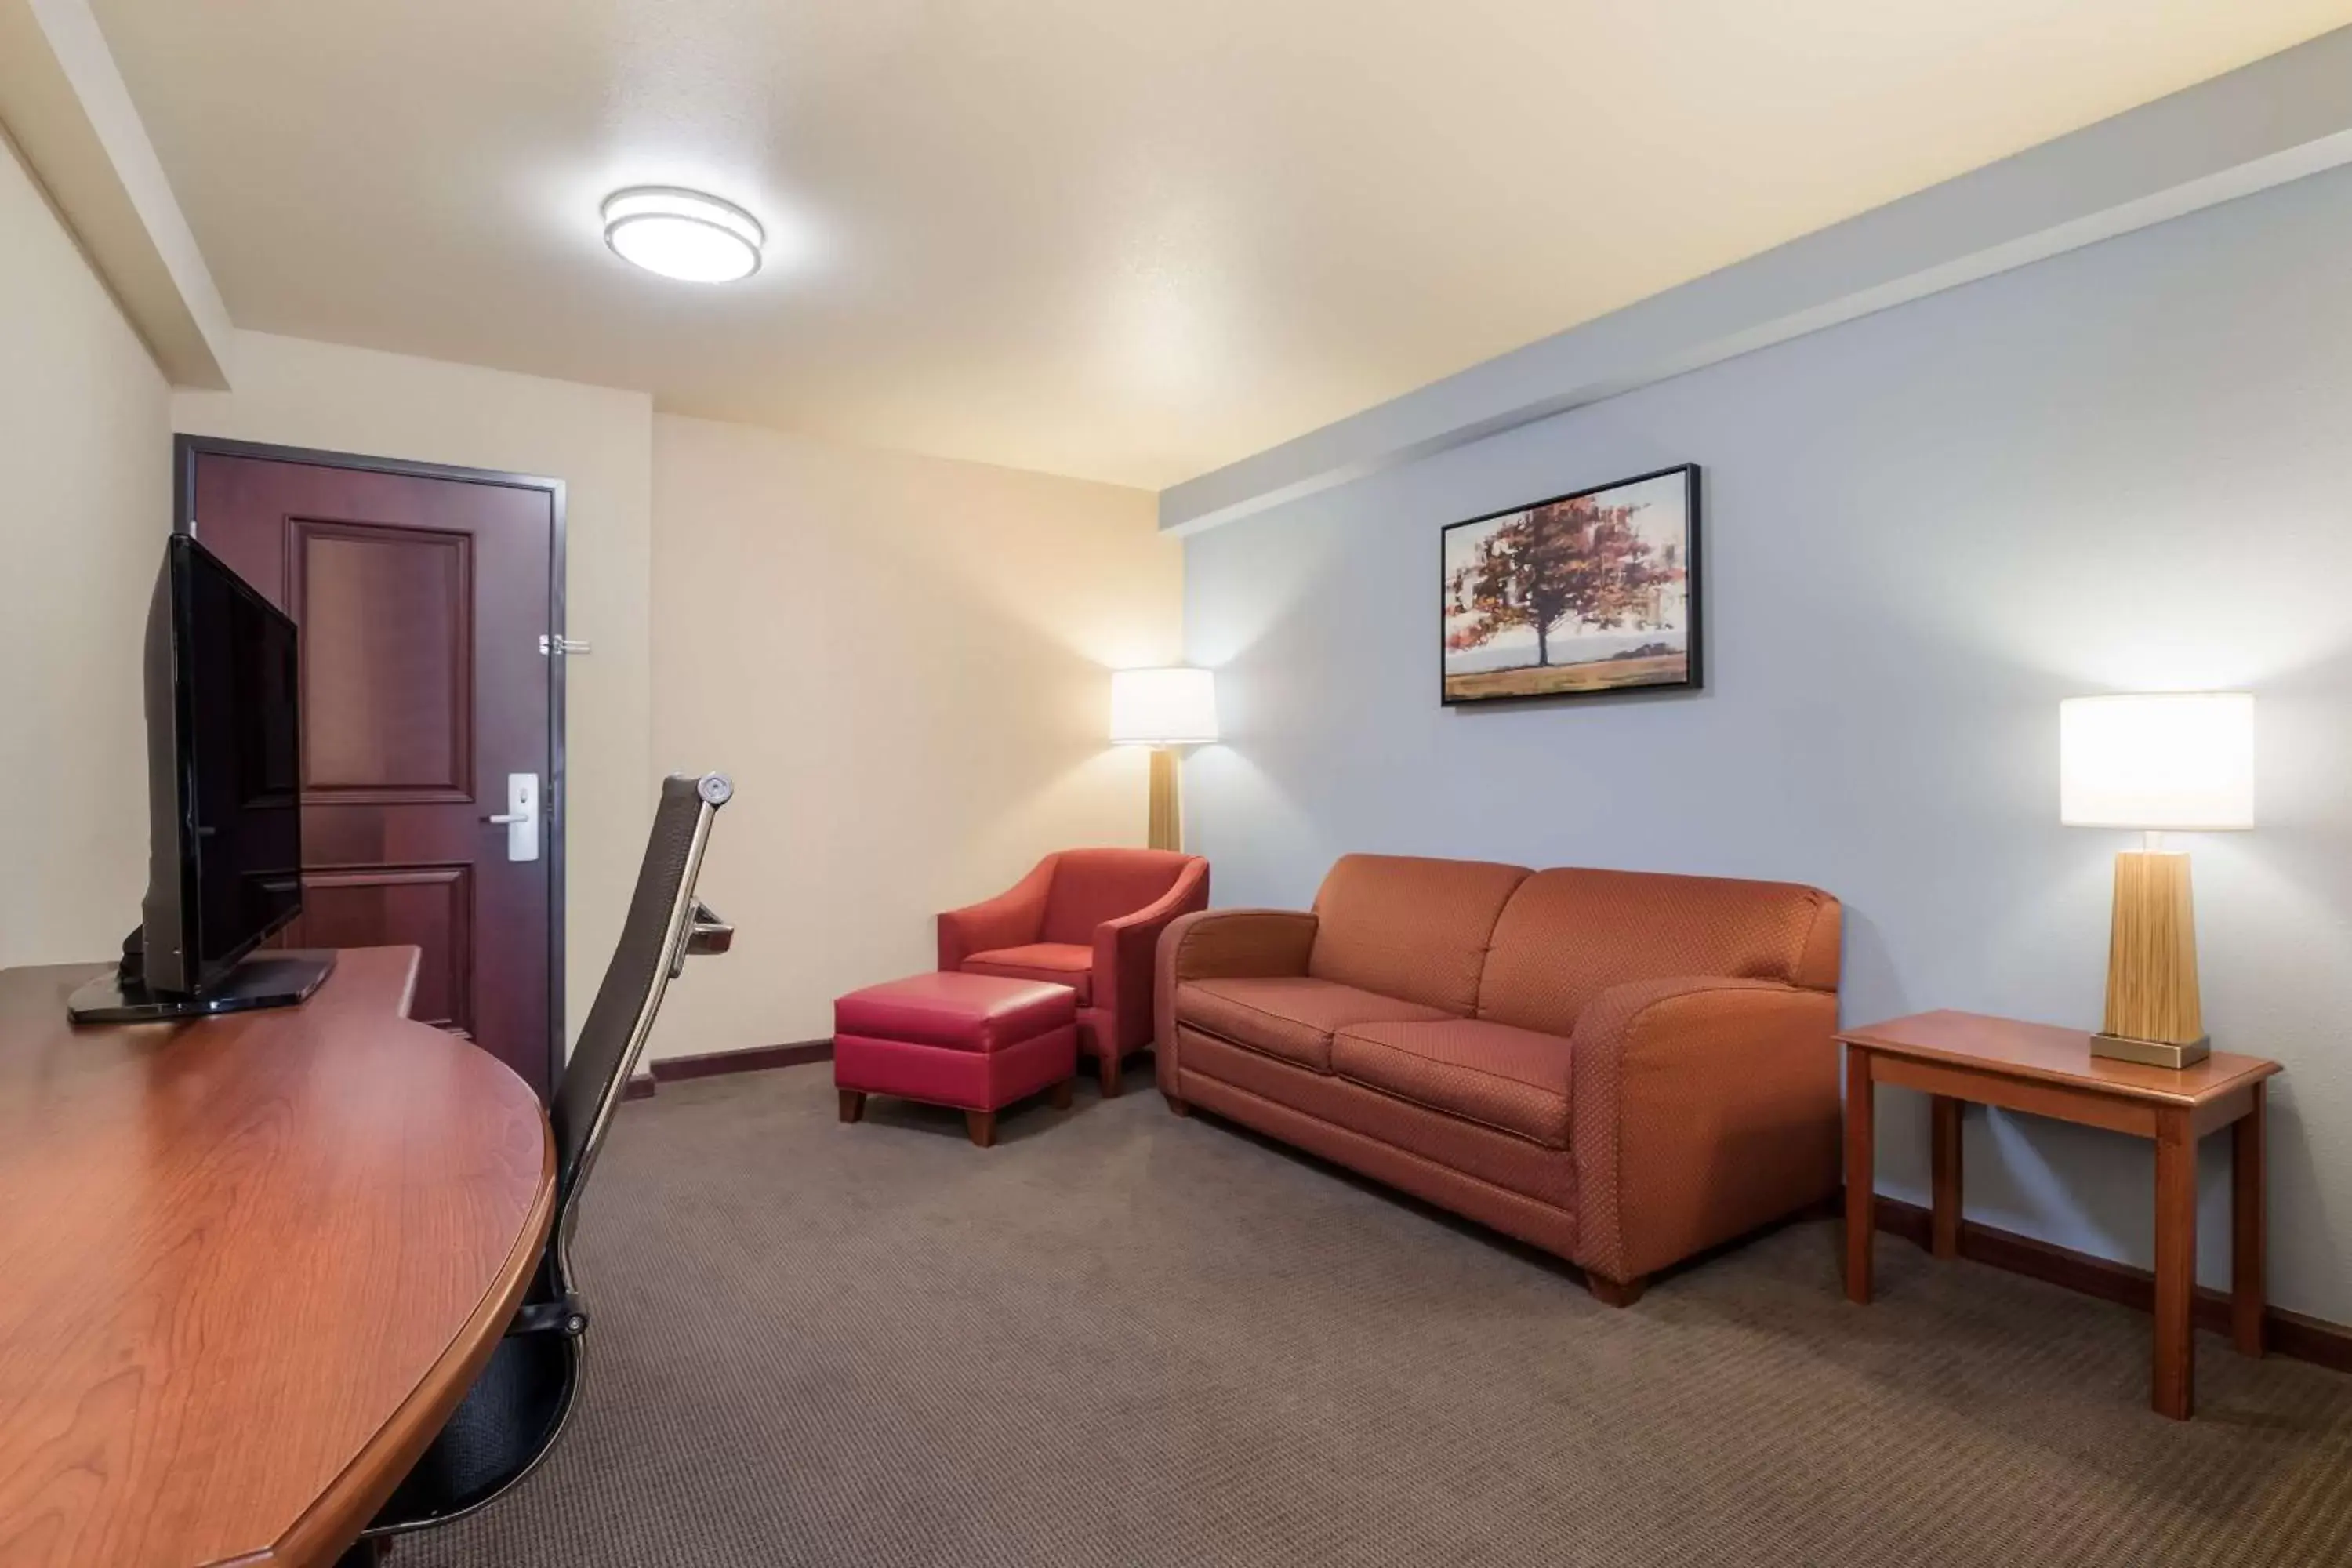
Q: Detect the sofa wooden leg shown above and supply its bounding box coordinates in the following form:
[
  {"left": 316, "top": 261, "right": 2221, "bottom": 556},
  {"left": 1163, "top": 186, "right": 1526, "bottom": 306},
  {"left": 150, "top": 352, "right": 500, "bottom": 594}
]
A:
[
  {"left": 1585, "top": 1272, "right": 1647, "bottom": 1308},
  {"left": 837, "top": 1089, "right": 866, "bottom": 1124},
  {"left": 965, "top": 1109, "right": 997, "bottom": 1148},
  {"left": 1098, "top": 1052, "right": 1123, "bottom": 1098},
  {"left": 1048, "top": 1077, "right": 1074, "bottom": 1110},
  {"left": 1164, "top": 1093, "right": 1191, "bottom": 1117}
]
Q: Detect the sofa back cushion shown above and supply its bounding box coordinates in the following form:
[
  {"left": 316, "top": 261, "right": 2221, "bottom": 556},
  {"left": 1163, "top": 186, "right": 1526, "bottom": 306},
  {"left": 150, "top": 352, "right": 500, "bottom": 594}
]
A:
[
  {"left": 1306, "top": 854, "right": 1530, "bottom": 1014},
  {"left": 1040, "top": 848, "right": 1196, "bottom": 944},
  {"left": 1476, "top": 867, "right": 1841, "bottom": 1036}
]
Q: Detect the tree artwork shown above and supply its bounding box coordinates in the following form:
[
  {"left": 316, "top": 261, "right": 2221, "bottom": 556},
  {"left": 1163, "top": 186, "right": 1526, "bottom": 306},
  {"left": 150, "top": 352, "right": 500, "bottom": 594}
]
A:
[
  {"left": 1439, "top": 466, "right": 1700, "bottom": 703},
  {"left": 1445, "top": 493, "right": 1677, "bottom": 667}
]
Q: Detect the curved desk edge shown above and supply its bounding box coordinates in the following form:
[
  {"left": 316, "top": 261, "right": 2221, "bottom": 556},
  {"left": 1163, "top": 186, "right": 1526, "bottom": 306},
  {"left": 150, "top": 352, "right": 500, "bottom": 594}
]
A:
[
  {"left": 0, "top": 947, "right": 557, "bottom": 1568},
  {"left": 269, "top": 1131, "right": 557, "bottom": 1568},
  {"left": 226, "top": 946, "right": 556, "bottom": 1568}
]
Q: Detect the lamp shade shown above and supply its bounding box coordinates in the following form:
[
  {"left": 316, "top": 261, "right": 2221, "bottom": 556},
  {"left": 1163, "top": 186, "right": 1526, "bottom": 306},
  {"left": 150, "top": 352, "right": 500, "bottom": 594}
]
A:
[
  {"left": 2059, "top": 692, "right": 2253, "bottom": 830},
  {"left": 1110, "top": 666, "right": 1218, "bottom": 746}
]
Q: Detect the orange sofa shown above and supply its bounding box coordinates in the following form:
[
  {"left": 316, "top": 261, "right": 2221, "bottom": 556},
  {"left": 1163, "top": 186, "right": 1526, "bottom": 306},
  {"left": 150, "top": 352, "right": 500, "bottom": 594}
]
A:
[{"left": 1154, "top": 853, "right": 1842, "bottom": 1302}]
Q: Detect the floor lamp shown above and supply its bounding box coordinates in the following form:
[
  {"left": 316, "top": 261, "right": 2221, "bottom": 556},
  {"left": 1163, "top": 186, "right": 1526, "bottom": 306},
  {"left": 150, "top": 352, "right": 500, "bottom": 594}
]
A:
[
  {"left": 1109, "top": 667, "right": 1218, "bottom": 853},
  {"left": 2059, "top": 692, "right": 2254, "bottom": 1068}
]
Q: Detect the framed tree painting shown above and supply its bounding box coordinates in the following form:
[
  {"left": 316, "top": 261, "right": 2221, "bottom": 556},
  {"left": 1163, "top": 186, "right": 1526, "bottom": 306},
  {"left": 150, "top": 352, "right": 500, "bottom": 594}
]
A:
[{"left": 1441, "top": 463, "right": 1701, "bottom": 705}]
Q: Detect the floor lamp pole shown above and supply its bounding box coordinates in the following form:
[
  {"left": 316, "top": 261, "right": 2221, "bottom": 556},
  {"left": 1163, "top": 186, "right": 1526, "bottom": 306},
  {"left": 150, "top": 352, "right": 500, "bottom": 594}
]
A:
[{"left": 1146, "top": 746, "right": 1181, "bottom": 852}]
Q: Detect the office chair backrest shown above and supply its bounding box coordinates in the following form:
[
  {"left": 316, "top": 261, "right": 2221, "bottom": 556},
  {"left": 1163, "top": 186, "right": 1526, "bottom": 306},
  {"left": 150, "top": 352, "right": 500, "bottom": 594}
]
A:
[{"left": 550, "top": 771, "right": 733, "bottom": 1214}]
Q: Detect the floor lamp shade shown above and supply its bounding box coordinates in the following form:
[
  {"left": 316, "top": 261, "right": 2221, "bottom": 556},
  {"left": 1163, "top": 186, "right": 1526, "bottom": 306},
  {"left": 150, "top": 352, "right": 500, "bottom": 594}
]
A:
[
  {"left": 2059, "top": 693, "right": 2253, "bottom": 1068},
  {"left": 1109, "top": 668, "right": 1218, "bottom": 747},
  {"left": 1110, "top": 668, "right": 1217, "bottom": 853}
]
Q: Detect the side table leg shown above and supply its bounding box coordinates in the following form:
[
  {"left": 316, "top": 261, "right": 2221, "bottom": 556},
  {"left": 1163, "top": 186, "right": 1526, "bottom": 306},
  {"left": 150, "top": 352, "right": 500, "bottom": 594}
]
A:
[
  {"left": 2152, "top": 1108, "right": 2197, "bottom": 1420},
  {"left": 1845, "top": 1045, "right": 1875, "bottom": 1305},
  {"left": 1930, "top": 1094, "right": 1964, "bottom": 1261},
  {"left": 2233, "top": 1083, "right": 2268, "bottom": 1358}
]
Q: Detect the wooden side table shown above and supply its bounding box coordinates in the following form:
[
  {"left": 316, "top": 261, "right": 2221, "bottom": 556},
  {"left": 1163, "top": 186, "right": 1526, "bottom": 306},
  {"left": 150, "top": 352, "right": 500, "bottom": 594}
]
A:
[{"left": 1838, "top": 1009, "right": 2280, "bottom": 1420}]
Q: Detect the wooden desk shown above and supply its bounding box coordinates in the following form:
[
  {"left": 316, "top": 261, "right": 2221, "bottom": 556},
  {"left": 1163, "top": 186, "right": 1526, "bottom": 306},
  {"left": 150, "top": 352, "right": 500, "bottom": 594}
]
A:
[
  {"left": 0, "top": 947, "right": 555, "bottom": 1567},
  {"left": 1839, "top": 1009, "right": 2278, "bottom": 1421}
]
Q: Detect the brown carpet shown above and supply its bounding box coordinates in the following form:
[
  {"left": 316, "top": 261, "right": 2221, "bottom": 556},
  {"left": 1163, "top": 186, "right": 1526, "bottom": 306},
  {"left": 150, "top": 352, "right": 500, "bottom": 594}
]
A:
[{"left": 401, "top": 1065, "right": 2352, "bottom": 1567}]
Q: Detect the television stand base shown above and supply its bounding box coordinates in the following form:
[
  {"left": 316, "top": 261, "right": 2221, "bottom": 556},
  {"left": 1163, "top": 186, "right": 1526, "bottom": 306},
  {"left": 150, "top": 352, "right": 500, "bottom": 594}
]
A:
[{"left": 67, "top": 951, "right": 337, "bottom": 1025}]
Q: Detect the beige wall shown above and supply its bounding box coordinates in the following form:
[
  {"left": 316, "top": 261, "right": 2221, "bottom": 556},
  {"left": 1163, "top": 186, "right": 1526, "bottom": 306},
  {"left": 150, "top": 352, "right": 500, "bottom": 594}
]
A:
[
  {"left": 172, "top": 331, "right": 653, "bottom": 1046},
  {"left": 0, "top": 130, "right": 171, "bottom": 966},
  {"left": 0, "top": 233, "right": 1178, "bottom": 1065},
  {"left": 646, "top": 414, "right": 1181, "bottom": 1060}
]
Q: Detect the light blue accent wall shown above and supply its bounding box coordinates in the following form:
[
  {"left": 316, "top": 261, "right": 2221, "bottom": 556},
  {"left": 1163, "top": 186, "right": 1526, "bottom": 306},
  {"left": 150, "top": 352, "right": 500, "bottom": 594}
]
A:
[{"left": 1182, "top": 162, "right": 2352, "bottom": 1321}]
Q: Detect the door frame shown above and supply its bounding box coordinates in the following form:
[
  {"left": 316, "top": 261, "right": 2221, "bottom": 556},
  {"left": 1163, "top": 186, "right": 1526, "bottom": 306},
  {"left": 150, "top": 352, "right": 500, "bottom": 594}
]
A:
[{"left": 174, "top": 434, "right": 570, "bottom": 1095}]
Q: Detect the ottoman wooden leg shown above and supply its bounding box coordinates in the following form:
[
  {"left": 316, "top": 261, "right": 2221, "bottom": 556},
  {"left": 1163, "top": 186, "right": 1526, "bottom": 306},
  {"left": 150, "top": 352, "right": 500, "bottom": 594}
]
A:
[
  {"left": 837, "top": 1090, "right": 866, "bottom": 1123},
  {"left": 1049, "top": 1077, "right": 1074, "bottom": 1110},
  {"left": 1585, "top": 1272, "right": 1648, "bottom": 1308},
  {"left": 966, "top": 1109, "right": 997, "bottom": 1148}
]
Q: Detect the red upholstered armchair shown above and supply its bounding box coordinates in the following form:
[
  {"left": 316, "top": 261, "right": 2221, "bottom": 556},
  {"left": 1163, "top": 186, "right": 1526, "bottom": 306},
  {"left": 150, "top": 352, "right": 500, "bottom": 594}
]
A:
[{"left": 939, "top": 848, "right": 1210, "bottom": 1095}]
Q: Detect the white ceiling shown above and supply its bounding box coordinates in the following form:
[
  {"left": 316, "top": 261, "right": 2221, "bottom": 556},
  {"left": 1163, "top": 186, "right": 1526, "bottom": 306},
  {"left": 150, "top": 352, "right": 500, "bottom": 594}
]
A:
[{"left": 89, "top": 1, "right": 2352, "bottom": 490}]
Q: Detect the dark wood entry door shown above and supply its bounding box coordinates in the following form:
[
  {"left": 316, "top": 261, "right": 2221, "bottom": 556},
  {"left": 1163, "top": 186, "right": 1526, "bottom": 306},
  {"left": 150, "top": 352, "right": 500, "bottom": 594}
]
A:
[{"left": 182, "top": 440, "right": 562, "bottom": 1098}]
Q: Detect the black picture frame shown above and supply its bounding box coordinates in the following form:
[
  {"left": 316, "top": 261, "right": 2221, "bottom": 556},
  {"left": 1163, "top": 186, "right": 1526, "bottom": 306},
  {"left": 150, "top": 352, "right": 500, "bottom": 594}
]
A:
[{"left": 1439, "top": 462, "right": 1703, "bottom": 707}]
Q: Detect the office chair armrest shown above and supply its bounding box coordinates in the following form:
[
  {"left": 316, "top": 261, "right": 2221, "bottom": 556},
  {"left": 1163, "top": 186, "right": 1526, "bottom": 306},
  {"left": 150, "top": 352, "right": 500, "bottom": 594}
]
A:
[
  {"left": 685, "top": 899, "right": 733, "bottom": 955},
  {"left": 668, "top": 899, "right": 735, "bottom": 979},
  {"left": 507, "top": 1293, "right": 590, "bottom": 1338}
]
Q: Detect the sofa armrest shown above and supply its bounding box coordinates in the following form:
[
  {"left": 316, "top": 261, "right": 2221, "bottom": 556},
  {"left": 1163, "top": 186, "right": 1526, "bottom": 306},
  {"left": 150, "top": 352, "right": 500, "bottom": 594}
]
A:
[
  {"left": 1153, "top": 908, "right": 1318, "bottom": 1094},
  {"left": 1092, "top": 858, "right": 1211, "bottom": 1056},
  {"left": 1567, "top": 976, "right": 1841, "bottom": 1284},
  {"left": 938, "top": 855, "right": 1054, "bottom": 970},
  {"left": 1160, "top": 908, "right": 1317, "bottom": 984}
]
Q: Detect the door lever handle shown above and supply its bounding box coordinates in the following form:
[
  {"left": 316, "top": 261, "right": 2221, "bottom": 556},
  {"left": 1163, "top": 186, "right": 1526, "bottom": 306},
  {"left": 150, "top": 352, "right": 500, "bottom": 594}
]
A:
[{"left": 487, "top": 774, "right": 540, "bottom": 861}]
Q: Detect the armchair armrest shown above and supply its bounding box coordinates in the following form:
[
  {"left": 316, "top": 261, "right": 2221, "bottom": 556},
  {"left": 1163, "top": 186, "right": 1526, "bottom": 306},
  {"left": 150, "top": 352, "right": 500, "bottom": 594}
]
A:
[
  {"left": 1153, "top": 908, "right": 1319, "bottom": 1094},
  {"left": 938, "top": 855, "right": 1055, "bottom": 970},
  {"left": 1567, "top": 976, "right": 1841, "bottom": 1284},
  {"left": 1091, "top": 858, "right": 1211, "bottom": 1056}
]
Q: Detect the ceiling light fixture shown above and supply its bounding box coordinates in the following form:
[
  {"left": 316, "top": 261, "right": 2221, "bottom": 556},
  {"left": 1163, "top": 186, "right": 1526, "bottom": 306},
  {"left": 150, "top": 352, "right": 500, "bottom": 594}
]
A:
[{"left": 601, "top": 187, "right": 764, "bottom": 283}]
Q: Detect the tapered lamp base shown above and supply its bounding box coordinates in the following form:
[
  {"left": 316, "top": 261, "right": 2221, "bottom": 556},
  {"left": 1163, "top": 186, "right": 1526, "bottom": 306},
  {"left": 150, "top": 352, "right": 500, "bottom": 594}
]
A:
[{"left": 2094, "top": 848, "right": 2209, "bottom": 1069}]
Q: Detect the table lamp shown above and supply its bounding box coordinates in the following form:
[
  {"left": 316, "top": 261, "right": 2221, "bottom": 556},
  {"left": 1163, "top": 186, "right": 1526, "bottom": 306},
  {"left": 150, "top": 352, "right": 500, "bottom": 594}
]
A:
[
  {"left": 2059, "top": 692, "right": 2254, "bottom": 1068},
  {"left": 1109, "top": 666, "right": 1217, "bottom": 852}
]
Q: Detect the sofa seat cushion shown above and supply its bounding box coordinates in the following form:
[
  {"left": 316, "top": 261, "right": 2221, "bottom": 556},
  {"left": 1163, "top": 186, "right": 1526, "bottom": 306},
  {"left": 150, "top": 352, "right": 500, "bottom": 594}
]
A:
[
  {"left": 1175, "top": 976, "right": 1450, "bottom": 1072},
  {"left": 1331, "top": 1018, "right": 1573, "bottom": 1148},
  {"left": 961, "top": 942, "right": 1093, "bottom": 1005}
]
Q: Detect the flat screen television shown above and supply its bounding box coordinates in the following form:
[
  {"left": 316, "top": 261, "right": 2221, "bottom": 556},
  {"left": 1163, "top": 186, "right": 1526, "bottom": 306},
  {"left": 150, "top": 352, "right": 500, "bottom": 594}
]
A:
[{"left": 68, "top": 534, "right": 332, "bottom": 1023}]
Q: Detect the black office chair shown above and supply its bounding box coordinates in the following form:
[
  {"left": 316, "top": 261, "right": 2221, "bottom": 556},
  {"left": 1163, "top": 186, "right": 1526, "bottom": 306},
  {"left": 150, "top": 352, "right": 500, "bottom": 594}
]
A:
[{"left": 342, "top": 772, "right": 735, "bottom": 1563}]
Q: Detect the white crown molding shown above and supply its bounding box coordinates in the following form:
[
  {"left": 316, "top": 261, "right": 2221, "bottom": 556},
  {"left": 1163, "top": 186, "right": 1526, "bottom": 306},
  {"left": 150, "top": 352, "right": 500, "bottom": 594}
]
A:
[
  {"left": 0, "top": 0, "right": 233, "bottom": 387},
  {"left": 1159, "top": 25, "right": 2352, "bottom": 536}
]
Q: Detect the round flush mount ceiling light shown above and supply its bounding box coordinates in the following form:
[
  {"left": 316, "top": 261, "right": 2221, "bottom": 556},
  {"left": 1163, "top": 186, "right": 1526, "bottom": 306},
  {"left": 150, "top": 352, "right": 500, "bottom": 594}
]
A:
[{"left": 601, "top": 187, "right": 764, "bottom": 282}]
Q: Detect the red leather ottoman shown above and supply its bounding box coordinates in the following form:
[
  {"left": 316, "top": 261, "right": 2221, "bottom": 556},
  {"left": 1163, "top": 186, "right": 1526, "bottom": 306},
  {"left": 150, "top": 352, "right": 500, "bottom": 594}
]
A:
[{"left": 833, "top": 972, "right": 1078, "bottom": 1147}]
